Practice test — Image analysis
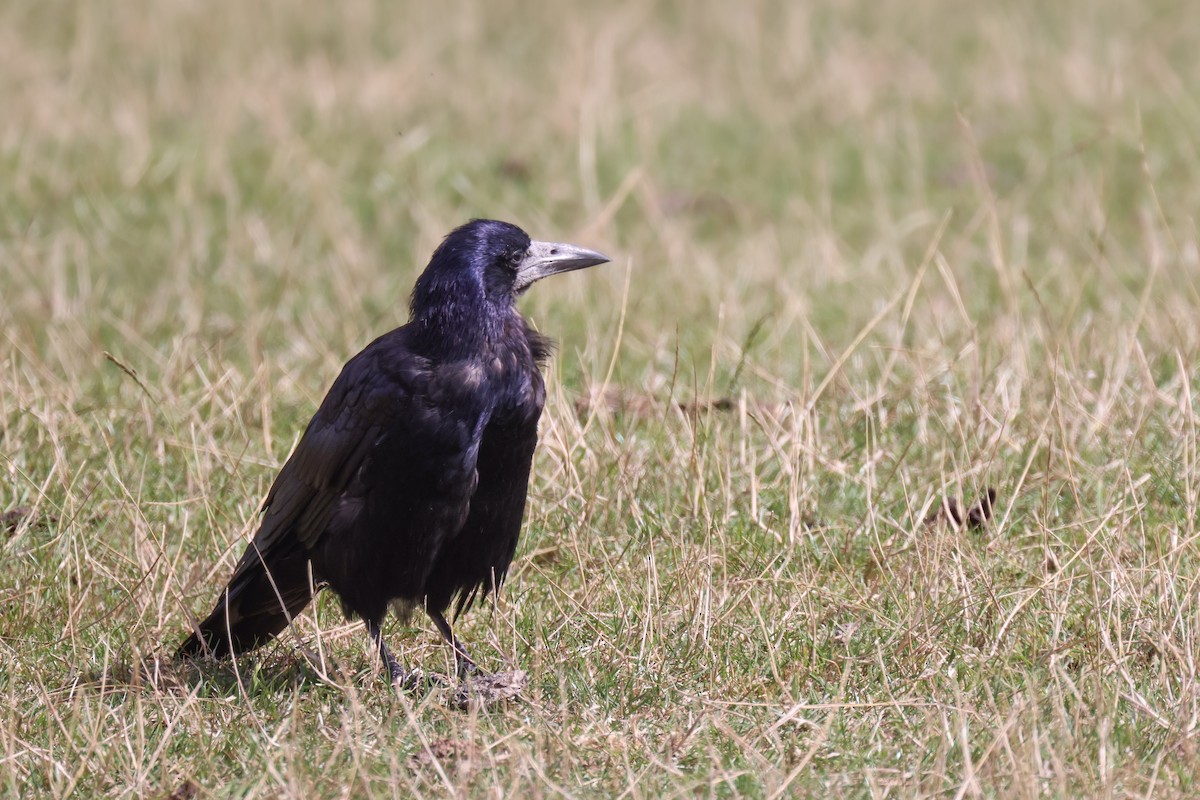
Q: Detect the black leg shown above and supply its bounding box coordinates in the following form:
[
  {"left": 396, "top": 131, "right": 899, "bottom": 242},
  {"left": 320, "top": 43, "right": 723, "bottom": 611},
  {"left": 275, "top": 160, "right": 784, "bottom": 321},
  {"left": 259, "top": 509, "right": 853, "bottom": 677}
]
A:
[
  {"left": 429, "top": 610, "right": 477, "bottom": 678},
  {"left": 365, "top": 619, "right": 422, "bottom": 689}
]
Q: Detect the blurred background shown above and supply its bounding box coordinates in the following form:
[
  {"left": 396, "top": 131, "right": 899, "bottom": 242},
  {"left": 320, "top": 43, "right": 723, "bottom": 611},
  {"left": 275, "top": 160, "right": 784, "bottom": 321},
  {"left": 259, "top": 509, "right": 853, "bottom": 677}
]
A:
[
  {"left": 6, "top": 0, "right": 1198, "bottom": 389},
  {"left": 4, "top": 0, "right": 1200, "bottom": 795}
]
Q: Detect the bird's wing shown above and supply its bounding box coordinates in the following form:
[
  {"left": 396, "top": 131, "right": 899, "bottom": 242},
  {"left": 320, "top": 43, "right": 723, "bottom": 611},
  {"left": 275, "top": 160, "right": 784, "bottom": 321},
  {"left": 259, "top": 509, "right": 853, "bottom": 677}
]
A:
[
  {"left": 424, "top": 363, "right": 545, "bottom": 618},
  {"left": 226, "top": 334, "right": 430, "bottom": 581},
  {"left": 457, "top": 413, "right": 540, "bottom": 615}
]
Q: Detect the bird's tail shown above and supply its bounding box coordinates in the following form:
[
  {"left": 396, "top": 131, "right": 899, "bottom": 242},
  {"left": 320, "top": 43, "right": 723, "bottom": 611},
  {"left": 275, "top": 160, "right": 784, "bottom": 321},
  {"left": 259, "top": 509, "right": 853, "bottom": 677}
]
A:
[{"left": 176, "top": 545, "right": 316, "bottom": 659}]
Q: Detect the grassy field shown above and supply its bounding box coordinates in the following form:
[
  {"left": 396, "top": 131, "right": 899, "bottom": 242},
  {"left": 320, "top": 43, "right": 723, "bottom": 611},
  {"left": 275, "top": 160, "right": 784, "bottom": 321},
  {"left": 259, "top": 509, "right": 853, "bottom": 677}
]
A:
[{"left": 4, "top": 0, "right": 1200, "bottom": 796}]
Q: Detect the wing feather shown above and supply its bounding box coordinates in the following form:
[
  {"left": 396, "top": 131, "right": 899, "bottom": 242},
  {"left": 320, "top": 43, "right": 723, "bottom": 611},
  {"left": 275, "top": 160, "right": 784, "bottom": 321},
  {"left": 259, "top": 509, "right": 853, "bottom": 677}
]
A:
[{"left": 225, "top": 334, "right": 428, "bottom": 582}]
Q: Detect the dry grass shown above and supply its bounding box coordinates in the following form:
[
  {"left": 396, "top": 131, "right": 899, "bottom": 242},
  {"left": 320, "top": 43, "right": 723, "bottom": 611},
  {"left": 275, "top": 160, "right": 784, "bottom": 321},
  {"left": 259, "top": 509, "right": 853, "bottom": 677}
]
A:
[{"left": 4, "top": 0, "right": 1200, "bottom": 796}]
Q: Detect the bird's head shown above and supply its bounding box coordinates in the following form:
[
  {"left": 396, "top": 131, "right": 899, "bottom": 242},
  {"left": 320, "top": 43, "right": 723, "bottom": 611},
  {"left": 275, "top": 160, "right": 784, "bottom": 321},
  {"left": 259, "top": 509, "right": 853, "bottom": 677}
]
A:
[{"left": 411, "top": 220, "right": 609, "bottom": 324}]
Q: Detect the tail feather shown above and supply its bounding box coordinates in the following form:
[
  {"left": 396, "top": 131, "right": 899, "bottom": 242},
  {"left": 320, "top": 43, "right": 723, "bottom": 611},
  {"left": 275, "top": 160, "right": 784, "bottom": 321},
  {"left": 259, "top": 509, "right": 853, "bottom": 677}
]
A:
[{"left": 176, "top": 546, "right": 316, "bottom": 659}]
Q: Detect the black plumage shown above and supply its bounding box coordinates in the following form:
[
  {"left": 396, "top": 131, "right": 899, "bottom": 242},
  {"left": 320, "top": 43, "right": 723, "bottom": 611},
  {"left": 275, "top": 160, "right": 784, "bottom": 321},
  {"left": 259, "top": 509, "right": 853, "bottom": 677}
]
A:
[{"left": 176, "top": 219, "right": 608, "bottom": 681}]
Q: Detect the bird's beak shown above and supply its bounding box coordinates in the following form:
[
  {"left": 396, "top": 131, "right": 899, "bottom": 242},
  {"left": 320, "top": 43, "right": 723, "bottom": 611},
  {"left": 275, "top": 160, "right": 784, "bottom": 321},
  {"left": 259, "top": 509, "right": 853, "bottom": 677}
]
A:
[{"left": 514, "top": 240, "right": 610, "bottom": 294}]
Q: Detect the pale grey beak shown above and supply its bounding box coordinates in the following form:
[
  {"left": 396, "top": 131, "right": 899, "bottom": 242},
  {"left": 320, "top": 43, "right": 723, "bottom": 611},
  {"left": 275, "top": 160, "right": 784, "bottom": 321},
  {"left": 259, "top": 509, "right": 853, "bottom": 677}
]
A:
[{"left": 514, "top": 240, "right": 610, "bottom": 293}]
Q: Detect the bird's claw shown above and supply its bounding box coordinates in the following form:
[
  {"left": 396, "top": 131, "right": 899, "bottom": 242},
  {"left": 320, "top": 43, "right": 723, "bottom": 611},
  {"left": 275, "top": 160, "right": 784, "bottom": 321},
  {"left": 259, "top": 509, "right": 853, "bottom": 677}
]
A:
[
  {"left": 455, "top": 657, "right": 478, "bottom": 681},
  {"left": 389, "top": 666, "right": 448, "bottom": 693}
]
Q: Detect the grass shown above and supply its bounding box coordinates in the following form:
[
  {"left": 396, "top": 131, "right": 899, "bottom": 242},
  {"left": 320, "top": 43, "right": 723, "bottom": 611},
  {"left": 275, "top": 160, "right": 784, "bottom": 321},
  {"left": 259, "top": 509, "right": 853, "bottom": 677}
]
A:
[{"left": 3, "top": 0, "right": 1200, "bottom": 795}]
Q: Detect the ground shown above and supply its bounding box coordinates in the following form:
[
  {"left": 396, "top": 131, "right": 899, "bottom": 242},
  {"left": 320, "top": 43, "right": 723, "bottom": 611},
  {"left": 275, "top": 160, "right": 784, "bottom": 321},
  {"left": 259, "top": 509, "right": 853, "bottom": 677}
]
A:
[{"left": 3, "top": 0, "right": 1200, "bottom": 796}]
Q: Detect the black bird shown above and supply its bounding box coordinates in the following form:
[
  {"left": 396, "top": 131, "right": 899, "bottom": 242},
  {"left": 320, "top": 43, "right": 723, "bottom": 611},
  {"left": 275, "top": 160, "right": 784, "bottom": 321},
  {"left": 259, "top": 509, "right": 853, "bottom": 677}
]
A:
[{"left": 177, "top": 219, "right": 609, "bottom": 682}]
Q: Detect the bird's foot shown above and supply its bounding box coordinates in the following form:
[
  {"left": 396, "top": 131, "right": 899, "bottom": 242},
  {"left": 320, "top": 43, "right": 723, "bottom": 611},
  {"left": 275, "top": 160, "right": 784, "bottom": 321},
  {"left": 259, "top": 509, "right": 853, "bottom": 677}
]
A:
[
  {"left": 455, "top": 654, "right": 478, "bottom": 681},
  {"left": 452, "top": 669, "right": 528, "bottom": 708},
  {"left": 367, "top": 620, "right": 446, "bottom": 692},
  {"left": 387, "top": 664, "right": 449, "bottom": 693}
]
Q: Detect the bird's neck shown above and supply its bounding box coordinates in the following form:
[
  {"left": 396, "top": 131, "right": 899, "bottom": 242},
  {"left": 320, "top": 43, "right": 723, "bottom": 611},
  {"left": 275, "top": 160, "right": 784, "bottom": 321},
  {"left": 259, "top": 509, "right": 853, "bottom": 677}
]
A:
[{"left": 410, "top": 295, "right": 516, "bottom": 359}]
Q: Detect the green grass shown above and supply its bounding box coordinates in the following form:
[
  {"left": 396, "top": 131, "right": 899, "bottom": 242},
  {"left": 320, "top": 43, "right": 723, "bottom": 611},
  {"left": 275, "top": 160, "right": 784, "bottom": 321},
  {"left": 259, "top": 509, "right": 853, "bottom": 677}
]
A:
[{"left": 4, "top": 0, "right": 1200, "bottom": 796}]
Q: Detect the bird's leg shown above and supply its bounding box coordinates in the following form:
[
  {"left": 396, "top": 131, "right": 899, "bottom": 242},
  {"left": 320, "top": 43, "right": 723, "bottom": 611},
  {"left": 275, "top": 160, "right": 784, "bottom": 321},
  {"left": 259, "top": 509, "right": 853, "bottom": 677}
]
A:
[
  {"left": 429, "top": 610, "right": 477, "bottom": 678},
  {"left": 365, "top": 619, "right": 424, "bottom": 690}
]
